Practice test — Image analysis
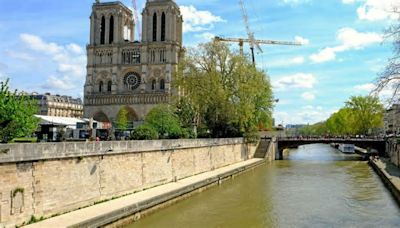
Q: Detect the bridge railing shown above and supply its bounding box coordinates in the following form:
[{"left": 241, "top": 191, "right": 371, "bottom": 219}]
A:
[{"left": 277, "top": 136, "right": 385, "bottom": 141}]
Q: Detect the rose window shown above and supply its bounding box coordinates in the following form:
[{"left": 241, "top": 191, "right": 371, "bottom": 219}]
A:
[{"left": 124, "top": 72, "right": 141, "bottom": 90}]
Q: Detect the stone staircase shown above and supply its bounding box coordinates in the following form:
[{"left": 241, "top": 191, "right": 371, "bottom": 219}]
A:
[{"left": 254, "top": 138, "right": 271, "bottom": 158}]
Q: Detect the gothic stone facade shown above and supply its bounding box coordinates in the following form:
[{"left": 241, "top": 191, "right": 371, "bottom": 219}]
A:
[{"left": 84, "top": 0, "right": 183, "bottom": 124}]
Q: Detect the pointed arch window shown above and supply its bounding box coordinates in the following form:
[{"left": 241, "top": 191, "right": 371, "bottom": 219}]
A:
[
  {"left": 151, "top": 79, "right": 156, "bottom": 91},
  {"left": 109, "top": 16, "right": 114, "bottom": 44},
  {"left": 99, "top": 81, "right": 104, "bottom": 92},
  {"left": 161, "top": 12, "right": 166, "bottom": 41},
  {"left": 160, "top": 79, "right": 165, "bottom": 91},
  {"left": 100, "top": 16, "right": 106, "bottom": 44},
  {"left": 107, "top": 81, "right": 112, "bottom": 92},
  {"left": 153, "top": 13, "right": 157, "bottom": 41}
]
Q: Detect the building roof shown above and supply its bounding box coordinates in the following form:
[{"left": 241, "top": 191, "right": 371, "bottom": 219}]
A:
[{"left": 30, "top": 93, "right": 82, "bottom": 104}]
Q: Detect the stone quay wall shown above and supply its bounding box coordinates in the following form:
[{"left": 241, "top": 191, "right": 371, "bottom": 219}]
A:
[
  {"left": 386, "top": 137, "right": 400, "bottom": 168},
  {"left": 0, "top": 138, "right": 257, "bottom": 227}
]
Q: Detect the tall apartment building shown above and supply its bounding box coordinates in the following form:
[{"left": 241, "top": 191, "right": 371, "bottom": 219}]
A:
[
  {"left": 30, "top": 93, "right": 83, "bottom": 118},
  {"left": 384, "top": 104, "right": 400, "bottom": 135}
]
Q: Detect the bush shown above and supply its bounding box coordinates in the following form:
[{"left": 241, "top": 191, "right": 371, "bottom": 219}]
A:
[
  {"left": 243, "top": 130, "right": 260, "bottom": 144},
  {"left": 145, "top": 105, "right": 183, "bottom": 139},
  {"left": 166, "top": 125, "right": 182, "bottom": 139},
  {"left": 197, "top": 125, "right": 211, "bottom": 138},
  {"left": 180, "top": 128, "right": 196, "bottom": 139},
  {"left": 131, "top": 124, "right": 159, "bottom": 140}
]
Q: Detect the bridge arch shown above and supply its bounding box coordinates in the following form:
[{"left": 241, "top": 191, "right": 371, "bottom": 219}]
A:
[{"left": 275, "top": 138, "right": 386, "bottom": 160}]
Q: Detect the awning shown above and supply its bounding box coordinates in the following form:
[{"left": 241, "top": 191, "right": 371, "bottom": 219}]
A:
[{"left": 34, "top": 115, "right": 95, "bottom": 129}]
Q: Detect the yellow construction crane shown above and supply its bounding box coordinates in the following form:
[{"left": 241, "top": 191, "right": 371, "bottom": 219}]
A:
[
  {"left": 214, "top": 36, "right": 302, "bottom": 57},
  {"left": 220, "top": 0, "right": 302, "bottom": 66}
]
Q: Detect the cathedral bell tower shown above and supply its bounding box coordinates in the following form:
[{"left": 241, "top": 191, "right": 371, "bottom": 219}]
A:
[
  {"left": 89, "top": 1, "right": 135, "bottom": 45},
  {"left": 140, "top": 0, "right": 183, "bottom": 94},
  {"left": 141, "top": 0, "right": 183, "bottom": 44}
]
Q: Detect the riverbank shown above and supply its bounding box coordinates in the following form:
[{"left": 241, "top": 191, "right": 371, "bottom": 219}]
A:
[
  {"left": 0, "top": 138, "right": 260, "bottom": 227},
  {"left": 369, "top": 158, "right": 400, "bottom": 205},
  {"left": 24, "top": 158, "right": 265, "bottom": 228}
]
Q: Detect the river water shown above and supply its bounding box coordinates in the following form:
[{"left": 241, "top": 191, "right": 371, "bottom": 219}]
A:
[{"left": 127, "top": 144, "right": 400, "bottom": 227}]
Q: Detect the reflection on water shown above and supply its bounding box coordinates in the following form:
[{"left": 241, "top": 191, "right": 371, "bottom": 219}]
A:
[{"left": 127, "top": 144, "right": 400, "bottom": 228}]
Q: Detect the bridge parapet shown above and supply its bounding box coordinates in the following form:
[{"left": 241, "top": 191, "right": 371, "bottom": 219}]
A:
[
  {"left": 277, "top": 137, "right": 385, "bottom": 142},
  {"left": 275, "top": 137, "right": 386, "bottom": 160}
]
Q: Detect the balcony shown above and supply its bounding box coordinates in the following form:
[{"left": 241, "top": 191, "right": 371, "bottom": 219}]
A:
[{"left": 84, "top": 93, "right": 170, "bottom": 106}]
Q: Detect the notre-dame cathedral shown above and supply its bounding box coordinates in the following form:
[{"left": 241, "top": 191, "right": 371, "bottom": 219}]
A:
[{"left": 84, "top": 0, "right": 183, "bottom": 126}]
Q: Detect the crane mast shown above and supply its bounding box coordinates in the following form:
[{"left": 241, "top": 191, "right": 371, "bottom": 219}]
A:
[
  {"left": 239, "top": 0, "right": 257, "bottom": 65},
  {"left": 132, "top": 0, "right": 142, "bottom": 41},
  {"left": 230, "top": 0, "right": 302, "bottom": 66}
]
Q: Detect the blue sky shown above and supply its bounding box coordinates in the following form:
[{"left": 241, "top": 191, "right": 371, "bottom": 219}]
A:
[{"left": 0, "top": 0, "right": 398, "bottom": 124}]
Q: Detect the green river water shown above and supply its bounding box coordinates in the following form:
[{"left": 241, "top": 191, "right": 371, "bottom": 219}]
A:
[{"left": 127, "top": 144, "right": 400, "bottom": 227}]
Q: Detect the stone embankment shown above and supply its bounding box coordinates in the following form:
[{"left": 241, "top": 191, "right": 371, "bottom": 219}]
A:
[
  {"left": 0, "top": 138, "right": 272, "bottom": 227},
  {"left": 386, "top": 137, "right": 400, "bottom": 168},
  {"left": 25, "top": 158, "right": 265, "bottom": 228},
  {"left": 369, "top": 158, "right": 400, "bottom": 204}
]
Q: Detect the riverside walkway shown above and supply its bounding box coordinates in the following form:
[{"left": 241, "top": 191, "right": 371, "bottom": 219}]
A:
[{"left": 25, "top": 158, "right": 265, "bottom": 228}]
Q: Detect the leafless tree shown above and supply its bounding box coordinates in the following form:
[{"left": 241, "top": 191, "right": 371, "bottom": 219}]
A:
[{"left": 373, "top": 9, "right": 400, "bottom": 105}]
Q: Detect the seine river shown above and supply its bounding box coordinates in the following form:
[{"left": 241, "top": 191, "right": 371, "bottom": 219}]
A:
[{"left": 127, "top": 144, "right": 400, "bottom": 227}]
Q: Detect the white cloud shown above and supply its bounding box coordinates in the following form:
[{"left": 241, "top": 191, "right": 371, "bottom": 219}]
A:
[
  {"left": 18, "top": 33, "right": 86, "bottom": 91},
  {"left": 274, "top": 106, "right": 336, "bottom": 125},
  {"left": 281, "top": 0, "right": 310, "bottom": 6},
  {"left": 0, "top": 72, "right": 7, "bottom": 81},
  {"left": 195, "top": 32, "right": 215, "bottom": 41},
  {"left": 337, "top": 27, "right": 383, "bottom": 49},
  {"left": 301, "top": 92, "right": 316, "bottom": 101},
  {"left": 67, "top": 44, "right": 84, "bottom": 55},
  {"left": 0, "top": 62, "right": 7, "bottom": 70},
  {"left": 41, "top": 75, "right": 76, "bottom": 90},
  {"left": 310, "top": 28, "right": 382, "bottom": 63},
  {"left": 273, "top": 73, "right": 316, "bottom": 91},
  {"left": 310, "top": 47, "right": 336, "bottom": 63},
  {"left": 268, "top": 56, "right": 305, "bottom": 68},
  {"left": 180, "top": 5, "right": 225, "bottom": 33},
  {"left": 0, "top": 62, "right": 8, "bottom": 82},
  {"left": 357, "top": 0, "right": 400, "bottom": 21},
  {"left": 295, "top": 36, "right": 310, "bottom": 45},
  {"left": 20, "top": 33, "right": 63, "bottom": 55},
  {"left": 342, "top": 0, "right": 356, "bottom": 4},
  {"left": 353, "top": 83, "right": 375, "bottom": 91},
  {"left": 5, "top": 50, "right": 35, "bottom": 61},
  {"left": 352, "top": 81, "right": 399, "bottom": 105}
]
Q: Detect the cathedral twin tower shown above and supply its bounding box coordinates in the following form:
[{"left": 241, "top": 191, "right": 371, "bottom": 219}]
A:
[{"left": 84, "top": 0, "right": 183, "bottom": 125}]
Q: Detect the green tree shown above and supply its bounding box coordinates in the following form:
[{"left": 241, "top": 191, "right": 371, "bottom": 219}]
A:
[
  {"left": 174, "top": 41, "right": 274, "bottom": 138},
  {"left": 145, "top": 104, "right": 182, "bottom": 139},
  {"left": 299, "top": 95, "right": 384, "bottom": 137},
  {"left": 0, "top": 79, "right": 39, "bottom": 143},
  {"left": 325, "top": 108, "right": 355, "bottom": 135},
  {"left": 175, "top": 97, "right": 196, "bottom": 128},
  {"left": 345, "top": 95, "right": 384, "bottom": 134},
  {"left": 115, "top": 107, "right": 128, "bottom": 130}
]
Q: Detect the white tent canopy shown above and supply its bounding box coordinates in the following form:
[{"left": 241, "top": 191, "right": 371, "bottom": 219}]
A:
[{"left": 35, "top": 115, "right": 96, "bottom": 129}]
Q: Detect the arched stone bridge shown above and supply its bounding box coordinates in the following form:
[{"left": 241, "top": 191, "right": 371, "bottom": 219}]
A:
[{"left": 275, "top": 137, "right": 386, "bottom": 160}]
